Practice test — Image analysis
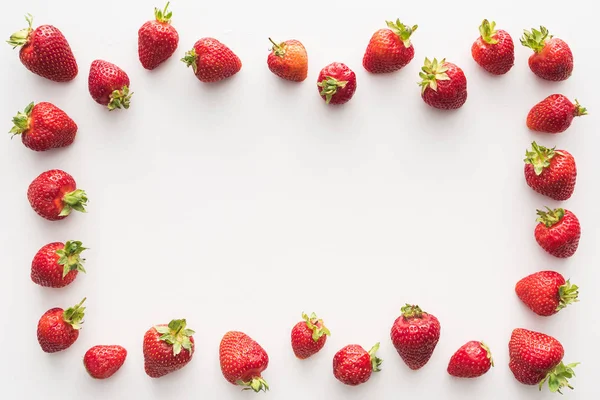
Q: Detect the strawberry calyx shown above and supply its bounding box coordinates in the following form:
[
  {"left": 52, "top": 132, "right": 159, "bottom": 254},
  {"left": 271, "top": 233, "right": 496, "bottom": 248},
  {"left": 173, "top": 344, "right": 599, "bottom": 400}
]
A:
[
  {"left": 480, "top": 341, "right": 494, "bottom": 367},
  {"left": 154, "top": 2, "right": 173, "bottom": 24},
  {"left": 7, "top": 13, "right": 33, "bottom": 48},
  {"left": 60, "top": 189, "right": 88, "bottom": 217},
  {"left": 557, "top": 280, "right": 579, "bottom": 311},
  {"left": 539, "top": 361, "right": 579, "bottom": 393},
  {"left": 479, "top": 19, "right": 499, "bottom": 45},
  {"left": 63, "top": 297, "right": 86, "bottom": 330},
  {"left": 536, "top": 207, "right": 565, "bottom": 228},
  {"left": 574, "top": 99, "right": 587, "bottom": 116},
  {"left": 9, "top": 102, "right": 34, "bottom": 136},
  {"left": 317, "top": 77, "right": 348, "bottom": 104},
  {"left": 401, "top": 303, "right": 424, "bottom": 319},
  {"left": 302, "top": 312, "right": 331, "bottom": 342},
  {"left": 520, "top": 26, "right": 552, "bottom": 53},
  {"left": 386, "top": 19, "right": 418, "bottom": 48},
  {"left": 237, "top": 377, "right": 269, "bottom": 392},
  {"left": 269, "top": 38, "right": 287, "bottom": 57},
  {"left": 56, "top": 240, "right": 87, "bottom": 278},
  {"left": 369, "top": 342, "right": 383, "bottom": 372},
  {"left": 154, "top": 319, "right": 195, "bottom": 356},
  {"left": 181, "top": 49, "right": 199, "bottom": 73},
  {"left": 524, "top": 141, "right": 560, "bottom": 176},
  {"left": 108, "top": 86, "right": 132, "bottom": 111},
  {"left": 418, "top": 58, "right": 450, "bottom": 93}
]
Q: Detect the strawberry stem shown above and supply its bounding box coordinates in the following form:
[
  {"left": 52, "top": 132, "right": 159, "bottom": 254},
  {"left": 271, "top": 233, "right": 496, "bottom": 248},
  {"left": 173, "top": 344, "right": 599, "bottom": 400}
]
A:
[
  {"left": 574, "top": 99, "right": 587, "bottom": 116},
  {"left": 237, "top": 377, "right": 269, "bottom": 392},
  {"left": 385, "top": 19, "right": 418, "bottom": 48},
  {"left": 418, "top": 58, "right": 450, "bottom": 93},
  {"left": 401, "top": 304, "right": 424, "bottom": 319},
  {"left": 269, "top": 38, "right": 286, "bottom": 57},
  {"left": 317, "top": 77, "right": 348, "bottom": 104},
  {"left": 520, "top": 26, "right": 552, "bottom": 53},
  {"left": 154, "top": 319, "right": 195, "bottom": 356},
  {"left": 7, "top": 13, "right": 33, "bottom": 48},
  {"left": 524, "top": 141, "right": 558, "bottom": 176},
  {"left": 536, "top": 207, "right": 565, "bottom": 228},
  {"left": 108, "top": 86, "right": 132, "bottom": 111},
  {"left": 60, "top": 189, "right": 88, "bottom": 216},
  {"left": 539, "top": 361, "right": 579, "bottom": 393},
  {"left": 155, "top": 2, "right": 173, "bottom": 24},
  {"left": 181, "top": 49, "right": 198, "bottom": 73},
  {"left": 369, "top": 343, "right": 383, "bottom": 372},
  {"left": 9, "top": 102, "right": 34, "bottom": 136},
  {"left": 302, "top": 312, "right": 331, "bottom": 342},
  {"left": 63, "top": 297, "right": 86, "bottom": 330},
  {"left": 479, "top": 19, "right": 499, "bottom": 45},
  {"left": 557, "top": 280, "right": 579, "bottom": 311},
  {"left": 56, "top": 240, "right": 87, "bottom": 278},
  {"left": 480, "top": 341, "right": 494, "bottom": 367}
]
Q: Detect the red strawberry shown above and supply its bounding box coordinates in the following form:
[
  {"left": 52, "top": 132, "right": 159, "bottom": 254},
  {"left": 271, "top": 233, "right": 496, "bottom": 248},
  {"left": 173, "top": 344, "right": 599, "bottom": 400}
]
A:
[
  {"left": 534, "top": 208, "right": 581, "bottom": 258},
  {"left": 138, "top": 2, "right": 179, "bottom": 70},
  {"left": 9, "top": 102, "right": 77, "bottom": 151},
  {"left": 27, "top": 169, "right": 88, "bottom": 221},
  {"left": 88, "top": 60, "right": 132, "bottom": 110},
  {"left": 219, "top": 331, "right": 269, "bottom": 392},
  {"left": 84, "top": 345, "right": 127, "bottom": 379},
  {"left": 31, "top": 240, "right": 87, "bottom": 288},
  {"left": 7, "top": 14, "right": 77, "bottom": 82},
  {"left": 471, "top": 19, "right": 514, "bottom": 75},
  {"left": 527, "top": 94, "right": 587, "bottom": 133},
  {"left": 509, "top": 328, "right": 578, "bottom": 393},
  {"left": 524, "top": 142, "right": 576, "bottom": 201},
  {"left": 363, "top": 19, "right": 418, "bottom": 73},
  {"left": 419, "top": 58, "right": 467, "bottom": 110},
  {"left": 317, "top": 62, "right": 357, "bottom": 105},
  {"left": 267, "top": 38, "right": 308, "bottom": 82},
  {"left": 291, "top": 312, "right": 330, "bottom": 359},
  {"left": 516, "top": 271, "right": 579, "bottom": 316},
  {"left": 447, "top": 341, "right": 493, "bottom": 378},
  {"left": 333, "top": 343, "right": 382, "bottom": 386},
  {"left": 390, "top": 304, "right": 441, "bottom": 370},
  {"left": 37, "top": 298, "right": 86, "bottom": 353},
  {"left": 182, "top": 38, "right": 242, "bottom": 83},
  {"left": 521, "top": 27, "right": 573, "bottom": 81},
  {"left": 143, "top": 319, "right": 195, "bottom": 378}
]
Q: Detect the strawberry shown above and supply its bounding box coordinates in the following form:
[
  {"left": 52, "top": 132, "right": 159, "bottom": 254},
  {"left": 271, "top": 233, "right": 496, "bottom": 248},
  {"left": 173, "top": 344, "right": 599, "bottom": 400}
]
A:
[
  {"left": 267, "top": 38, "right": 308, "bottom": 82},
  {"left": 419, "top": 58, "right": 467, "bottom": 110},
  {"left": 37, "top": 298, "right": 86, "bottom": 353},
  {"left": 7, "top": 14, "right": 77, "bottom": 82},
  {"left": 521, "top": 27, "right": 573, "bottom": 81},
  {"left": 182, "top": 38, "right": 242, "bottom": 83},
  {"left": 291, "top": 312, "right": 330, "bottom": 359},
  {"left": 527, "top": 94, "right": 587, "bottom": 134},
  {"left": 362, "top": 19, "right": 418, "bottom": 73},
  {"left": 516, "top": 271, "right": 579, "bottom": 316},
  {"left": 9, "top": 101, "right": 77, "bottom": 151},
  {"left": 143, "top": 319, "right": 195, "bottom": 378},
  {"left": 88, "top": 60, "right": 132, "bottom": 110},
  {"left": 317, "top": 62, "right": 357, "bottom": 104},
  {"left": 138, "top": 2, "right": 179, "bottom": 70},
  {"left": 333, "top": 343, "right": 382, "bottom": 386},
  {"left": 471, "top": 19, "right": 514, "bottom": 75},
  {"left": 84, "top": 345, "right": 127, "bottom": 379},
  {"left": 31, "top": 240, "right": 87, "bottom": 288},
  {"left": 219, "top": 331, "right": 269, "bottom": 392},
  {"left": 534, "top": 208, "right": 581, "bottom": 258},
  {"left": 390, "top": 304, "right": 441, "bottom": 370},
  {"left": 447, "top": 341, "right": 493, "bottom": 378},
  {"left": 524, "top": 142, "right": 576, "bottom": 201},
  {"left": 27, "top": 169, "right": 88, "bottom": 221},
  {"left": 509, "top": 328, "right": 578, "bottom": 393}
]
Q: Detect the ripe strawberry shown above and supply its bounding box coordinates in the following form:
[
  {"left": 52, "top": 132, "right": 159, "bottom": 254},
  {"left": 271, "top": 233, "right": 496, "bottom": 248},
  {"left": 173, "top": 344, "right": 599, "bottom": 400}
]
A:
[
  {"left": 143, "top": 319, "right": 195, "bottom": 378},
  {"left": 524, "top": 142, "right": 576, "bottom": 201},
  {"left": 509, "top": 328, "right": 578, "bottom": 393},
  {"left": 333, "top": 343, "right": 382, "bottom": 386},
  {"left": 390, "top": 304, "right": 441, "bottom": 370},
  {"left": 419, "top": 58, "right": 467, "bottom": 110},
  {"left": 27, "top": 169, "right": 88, "bottom": 221},
  {"left": 471, "top": 19, "right": 514, "bottom": 75},
  {"left": 362, "top": 19, "right": 418, "bottom": 73},
  {"left": 534, "top": 208, "right": 581, "bottom": 258},
  {"left": 7, "top": 14, "right": 77, "bottom": 82},
  {"left": 88, "top": 60, "right": 132, "bottom": 110},
  {"left": 138, "top": 2, "right": 179, "bottom": 70},
  {"left": 516, "top": 271, "right": 579, "bottom": 316},
  {"left": 527, "top": 94, "right": 587, "bottom": 134},
  {"left": 267, "top": 38, "right": 308, "bottom": 82},
  {"left": 447, "top": 341, "right": 493, "bottom": 378},
  {"left": 219, "top": 331, "right": 269, "bottom": 392},
  {"left": 521, "top": 27, "right": 573, "bottom": 81},
  {"left": 317, "top": 62, "right": 357, "bottom": 105},
  {"left": 182, "top": 38, "right": 242, "bottom": 83},
  {"left": 84, "top": 345, "right": 127, "bottom": 379},
  {"left": 9, "top": 101, "right": 77, "bottom": 151},
  {"left": 291, "top": 312, "right": 330, "bottom": 359},
  {"left": 37, "top": 298, "right": 86, "bottom": 353},
  {"left": 31, "top": 240, "right": 87, "bottom": 288}
]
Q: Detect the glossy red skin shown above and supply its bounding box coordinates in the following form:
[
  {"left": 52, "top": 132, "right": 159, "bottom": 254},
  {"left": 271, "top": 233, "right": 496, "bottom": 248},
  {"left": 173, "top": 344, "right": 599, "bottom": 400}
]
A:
[
  {"left": 143, "top": 324, "right": 194, "bottom": 378},
  {"left": 527, "top": 94, "right": 580, "bottom": 133},
  {"left": 524, "top": 150, "right": 576, "bottom": 201},
  {"left": 291, "top": 320, "right": 327, "bottom": 359},
  {"left": 27, "top": 169, "right": 77, "bottom": 221},
  {"left": 138, "top": 20, "right": 179, "bottom": 70},
  {"left": 471, "top": 29, "right": 514, "bottom": 75},
  {"left": 535, "top": 210, "right": 581, "bottom": 258},
  {"left": 528, "top": 38, "right": 573, "bottom": 81},
  {"left": 18, "top": 24, "right": 78, "bottom": 82},
  {"left": 84, "top": 345, "right": 127, "bottom": 379},
  {"left": 447, "top": 341, "right": 492, "bottom": 378},
  {"left": 509, "top": 328, "right": 564, "bottom": 385},
  {"left": 20, "top": 102, "right": 77, "bottom": 151},
  {"left": 363, "top": 29, "right": 415, "bottom": 73},
  {"left": 333, "top": 345, "right": 372, "bottom": 386},
  {"left": 31, "top": 242, "right": 77, "bottom": 288},
  {"left": 37, "top": 308, "right": 79, "bottom": 353},
  {"left": 190, "top": 38, "right": 241, "bottom": 83},
  {"left": 219, "top": 331, "right": 269, "bottom": 385},
  {"left": 267, "top": 40, "right": 308, "bottom": 82},
  {"left": 317, "top": 62, "right": 357, "bottom": 105},
  {"left": 421, "top": 62, "right": 467, "bottom": 110},
  {"left": 390, "top": 312, "right": 441, "bottom": 370},
  {"left": 516, "top": 271, "right": 565, "bottom": 316},
  {"left": 88, "top": 60, "right": 130, "bottom": 105}
]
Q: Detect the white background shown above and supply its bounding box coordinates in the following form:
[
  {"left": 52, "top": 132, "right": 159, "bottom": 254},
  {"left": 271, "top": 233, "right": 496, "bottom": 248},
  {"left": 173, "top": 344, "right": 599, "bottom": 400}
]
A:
[{"left": 0, "top": 0, "right": 597, "bottom": 399}]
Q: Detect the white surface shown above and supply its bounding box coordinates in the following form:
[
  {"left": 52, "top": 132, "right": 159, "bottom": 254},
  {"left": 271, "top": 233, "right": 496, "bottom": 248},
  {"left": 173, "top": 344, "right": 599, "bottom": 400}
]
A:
[{"left": 0, "top": 0, "right": 598, "bottom": 399}]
